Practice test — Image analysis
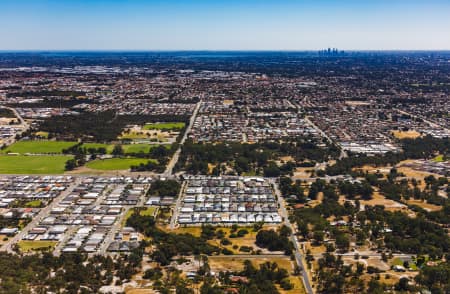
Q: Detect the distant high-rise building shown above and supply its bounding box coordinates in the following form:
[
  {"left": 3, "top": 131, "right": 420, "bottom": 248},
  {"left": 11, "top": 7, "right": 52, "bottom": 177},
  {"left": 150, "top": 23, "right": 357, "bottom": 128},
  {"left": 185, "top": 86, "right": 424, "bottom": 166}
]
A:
[{"left": 318, "top": 48, "right": 345, "bottom": 57}]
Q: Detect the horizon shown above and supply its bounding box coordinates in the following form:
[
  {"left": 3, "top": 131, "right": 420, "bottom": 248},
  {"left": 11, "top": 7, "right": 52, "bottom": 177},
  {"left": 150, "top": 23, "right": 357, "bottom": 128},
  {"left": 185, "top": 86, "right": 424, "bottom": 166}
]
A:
[
  {"left": 1, "top": 49, "right": 450, "bottom": 53},
  {"left": 1, "top": 0, "right": 450, "bottom": 51}
]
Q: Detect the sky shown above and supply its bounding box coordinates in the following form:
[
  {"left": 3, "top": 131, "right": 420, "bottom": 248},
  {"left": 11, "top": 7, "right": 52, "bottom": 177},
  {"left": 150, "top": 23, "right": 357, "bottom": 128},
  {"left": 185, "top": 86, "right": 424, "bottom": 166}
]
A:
[{"left": 0, "top": 0, "right": 450, "bottom": 51}]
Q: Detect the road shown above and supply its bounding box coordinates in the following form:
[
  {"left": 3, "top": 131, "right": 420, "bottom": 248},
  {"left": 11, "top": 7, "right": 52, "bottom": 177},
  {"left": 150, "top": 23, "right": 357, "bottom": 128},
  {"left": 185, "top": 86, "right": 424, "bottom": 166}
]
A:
[
  {"left": 163, "top": 101, "right": 201, "bottom": 177},
  {"left": 395, "top": 108, "right": 450, "bottom": 131},
  {"left": 304, "top": 116, "right": 347, "bottom": 159},
  {"left": 0, "top": 106, "right": 29, "bottom": 147},
  {"left": 54, "top": 226, "right": 78, "bottom": 256},
  {"left": 98, "top": 206, "right": 131, "bottom": 255},
  {"left": 272, "top": 180, "right": 314, "bottom": 294},
  {"left": 192, "top": 253, "right": 290, "bottom": 259},
  {"left": 169, "top": 180, "right": 187, "bottom": 229},
  {"left": 6, "top": 106, "right": 26, "bottom": 126},
  {"left": 311, "top": 251, "right": 414, "bottom": 259},
  {"left": 1, "top": 177, "right": 81, "bottom": 253}
]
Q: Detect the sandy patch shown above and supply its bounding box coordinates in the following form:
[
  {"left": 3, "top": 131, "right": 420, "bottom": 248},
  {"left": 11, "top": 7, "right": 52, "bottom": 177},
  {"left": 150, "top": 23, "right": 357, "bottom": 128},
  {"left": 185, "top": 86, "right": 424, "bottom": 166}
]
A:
[
  {"left": 391, "top": 130, "right": 421, "bottom": 139},
  {"left": 360, "top": 192, "right": 409, "bottom": 212},
  {"left": 405, "top": 199, "right": 442, "bottom": 212}
]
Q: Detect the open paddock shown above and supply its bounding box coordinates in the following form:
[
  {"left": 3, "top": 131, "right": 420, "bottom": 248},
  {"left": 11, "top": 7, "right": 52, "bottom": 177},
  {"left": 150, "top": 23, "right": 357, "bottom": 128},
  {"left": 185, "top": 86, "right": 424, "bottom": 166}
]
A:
[
  {"left": 18, "top": 240, "right": 57, "bottom": 252},
  {"left": 208, "top": 256, "right": 306, "bottom": 294},
  {"left": 143, "top": 122, "right": 185, "bottom": 131},
  {"left": 123, "top": 207, "right": 158, "bottom": 226}
]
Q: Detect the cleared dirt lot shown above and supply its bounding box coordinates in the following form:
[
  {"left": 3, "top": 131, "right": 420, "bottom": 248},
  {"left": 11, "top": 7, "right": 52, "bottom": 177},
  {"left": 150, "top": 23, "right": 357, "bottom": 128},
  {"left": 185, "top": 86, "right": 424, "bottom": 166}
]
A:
[
  {"left": 391, "top": 130, "right": 421, "bottom": 139},
  {"left": 126, "top": 289, "right": 157, "bottom": 294},
  {"left": 209, "top": 255, "right": 293, "bottom": 272},
  {"left": 360, "top": 191, "right": 409, "bottom": 212},
  {"left": 405, "top": 199, "right": 442, "bottom": 212}
]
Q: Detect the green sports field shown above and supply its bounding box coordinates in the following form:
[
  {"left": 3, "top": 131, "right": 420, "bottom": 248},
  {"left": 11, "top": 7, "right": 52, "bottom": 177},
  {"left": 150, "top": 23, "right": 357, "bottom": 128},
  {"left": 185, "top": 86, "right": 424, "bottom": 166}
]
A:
[
  {"left": 122, "top": 144, "right": 153, "bottom": 154},
  {"left": 86, "top": 158, "right": 157, "bottom": 170},
  {"left": 0, "top": 155, "right": 73, "bottom": 174},
  {"left": 143, "top": 122, "right": 185, "bottom": 131},
  {"left": 81, "top": 143, "right": 114, "bottom": 153},
  {"left": 81, "top": 143, "right": 149, "bottom": 154},
  {"left": 1, "top": 141, "right": 78, "bottom": 154},
  {"left": 123, "top": 144, "right": 171, "bottom": 154}
]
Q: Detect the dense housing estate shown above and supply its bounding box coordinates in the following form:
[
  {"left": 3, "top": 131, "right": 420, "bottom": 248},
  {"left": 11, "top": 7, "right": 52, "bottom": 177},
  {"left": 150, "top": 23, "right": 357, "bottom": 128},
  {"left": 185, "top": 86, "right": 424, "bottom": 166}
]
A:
[{"left": 176, "top": 176, "right": 282, "bottom": 225}]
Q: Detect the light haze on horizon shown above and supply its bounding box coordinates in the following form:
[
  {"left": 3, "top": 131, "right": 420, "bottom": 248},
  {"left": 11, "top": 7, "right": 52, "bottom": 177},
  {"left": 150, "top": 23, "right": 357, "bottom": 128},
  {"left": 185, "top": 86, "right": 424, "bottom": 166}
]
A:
[{"left": 1, "top": 0, "right": 450, "bottom": 51}]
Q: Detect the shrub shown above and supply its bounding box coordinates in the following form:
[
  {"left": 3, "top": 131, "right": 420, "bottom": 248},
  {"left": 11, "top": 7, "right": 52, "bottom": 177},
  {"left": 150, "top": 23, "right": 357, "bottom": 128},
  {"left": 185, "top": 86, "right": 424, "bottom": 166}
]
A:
[
  {"left": 280, "top": 278, "right": 294, "bottom": 290},
  {"left": 237, "top": 229, "right": 249, "bottom": 237},
  {"left": 239, "top": 246, "right": 253, "bottom": 252}
]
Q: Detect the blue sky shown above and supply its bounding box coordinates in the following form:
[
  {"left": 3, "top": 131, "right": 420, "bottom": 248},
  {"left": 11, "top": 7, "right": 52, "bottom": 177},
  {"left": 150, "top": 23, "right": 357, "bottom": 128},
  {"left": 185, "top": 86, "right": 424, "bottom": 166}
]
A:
[{"left": 1, "top": 0, "right": 449, "bottom": 50}]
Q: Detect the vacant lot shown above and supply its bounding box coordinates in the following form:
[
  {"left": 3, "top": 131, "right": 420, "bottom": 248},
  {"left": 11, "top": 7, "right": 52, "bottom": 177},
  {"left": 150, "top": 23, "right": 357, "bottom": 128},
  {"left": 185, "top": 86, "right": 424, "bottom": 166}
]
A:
[
  {"left": 120, "top": 124, "right": 180, "bottom": 143},
  {"left": 171, "top": 225, "right": 279, "bottom": 254},
  {"left": 123, "top": 207, "right": 158, "bottom": 226},
  {"left": 18, "top": 240, "right": 57, "bottom": 252},
  {"left": 405, "top": 199, "right": 442, "bottom": 212},
  {"left": 208, "top": 256, "right": 305, "bottom": 294},
  {"left": 359, "top": 191, "right": 407, "bottom": 212},
  {"left": 208, "top": 255, "right": 293, "bottom": 272},
  {"left": 397, "top": 163, "right": 442, "bottom": 189},
  {"left": 391, "top": 130, "right": 421, "bottom": 139},
  {"left": 140, "top": 207, "right": 157, "bottom": 216},
  {"left": 1, "top": 140, "right": 77, "bottom": 154},
  {"left": 209, "top": 229, "right": 261, "bottom": 253},
  {"left": 24, "top": 200, "right": 43, "bottom": 208},
  {"left": 170, "top": 226, "right": 202, "bottom": 237},
  {"left": 0, "top": 155, "right": 72, "bottom": 174},
  {"left": 34, "top": 131, "right": 49, "bottom": 139},
  {"left": 0, "top": 108, "right": 16, "bottom": 118},
  {"left": 86, "top": 158, "right": 156, "bottom": 170},
  {"left": 433, "top": 155, "right": 445, "bottom": 162},
  {"left": 143, "top": 122, "right": 185, "bottom": 131}
]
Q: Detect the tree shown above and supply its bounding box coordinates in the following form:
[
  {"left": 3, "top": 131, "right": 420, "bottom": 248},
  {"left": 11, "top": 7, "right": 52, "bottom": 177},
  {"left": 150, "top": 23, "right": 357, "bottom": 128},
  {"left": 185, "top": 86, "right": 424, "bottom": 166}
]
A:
[
  {"left": 65, "top": 159, "right": 77, "bottom": 171},
  {"left": 279, "top": 225, "right": 292, "bottom": 237},
  {"left": 360, "top": 181, "right": 374, "bottom": 200},
  {"left": 415, "top": 261, "right": 450, "bottom": 292},
  {"left": 263, "top": 163, "right": 281, "bottom": 177},
  {"left": 395, "top": 277, "right": 410, "bottom": 291},
  {"left": 355, "top": 263, "right": 365, "bottom": 276},
  {"left": 367, "top": 278, "right": 385, "bottom": 294},
  {"left": 112, "top": 144, "right": 124, "bottom": 156},
  {"left": 335, "top": 234, "right": 350, "bottom": 252},
  {"left": 148, "top": 180, "right": 181, "bottom": 197},
  {"left": 280, "top": 278, "right": 294, "bottom": 290},
  {"left": 313, "top": 231, "right": 324, "bottom": 245},
  {"left": 255, "top": 229, "right": 292, "bottom": 254}
]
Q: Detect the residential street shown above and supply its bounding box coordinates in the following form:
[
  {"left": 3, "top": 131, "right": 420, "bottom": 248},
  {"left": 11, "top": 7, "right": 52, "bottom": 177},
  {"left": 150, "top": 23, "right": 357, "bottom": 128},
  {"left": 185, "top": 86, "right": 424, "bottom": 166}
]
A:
[
  {"left": 272, "top": 179, "right": 314, "bottom": 294},
  {"left": 164, "top": 101, "right": 201, "bottom": 177},
  {"left": 1, "top": 177, "right": 81, "bottom": 253}
]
